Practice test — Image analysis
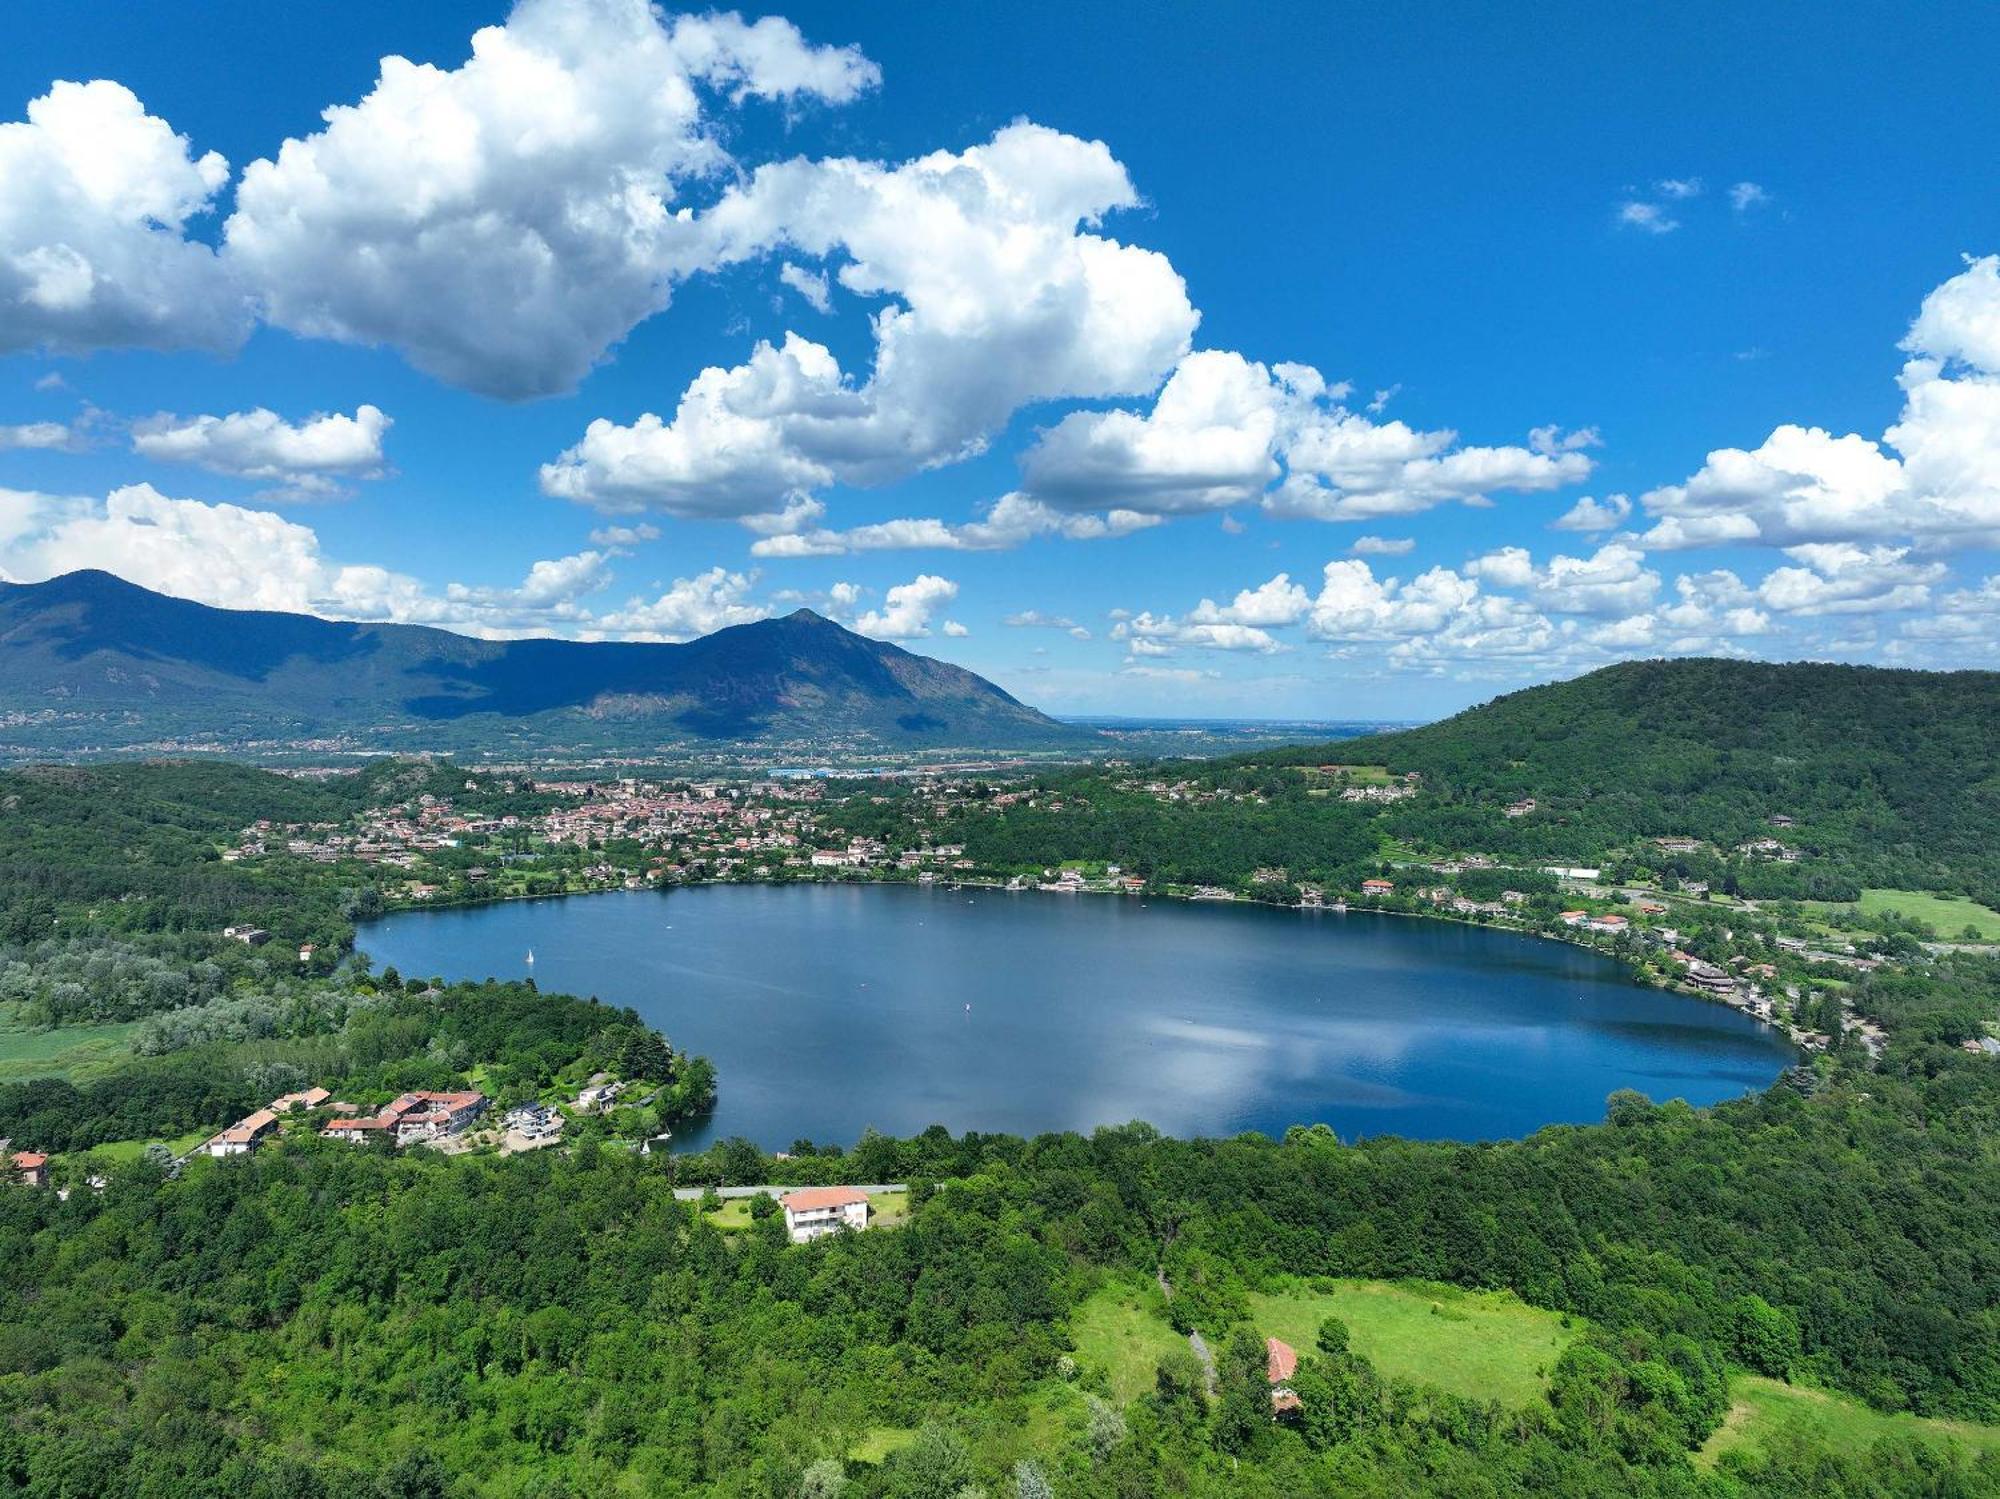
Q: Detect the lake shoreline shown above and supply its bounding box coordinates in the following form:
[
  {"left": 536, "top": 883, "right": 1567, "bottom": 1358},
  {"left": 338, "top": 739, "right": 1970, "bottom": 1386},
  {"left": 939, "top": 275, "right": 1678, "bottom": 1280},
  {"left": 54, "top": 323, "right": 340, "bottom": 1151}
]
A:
[{"left": 362, "top": 880, "right": 1798, "bottom": 1150}]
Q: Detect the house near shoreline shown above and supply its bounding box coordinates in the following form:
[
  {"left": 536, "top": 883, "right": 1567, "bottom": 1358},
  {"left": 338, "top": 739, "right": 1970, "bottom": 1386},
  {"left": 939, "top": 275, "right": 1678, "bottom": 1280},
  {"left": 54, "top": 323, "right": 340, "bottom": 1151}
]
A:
[
  {"left": 781, "top": 1185, "right": 870, "bottom": 1243},
  {"left": 322, "top": 1090, "right": 489, "bottom": 1146}
]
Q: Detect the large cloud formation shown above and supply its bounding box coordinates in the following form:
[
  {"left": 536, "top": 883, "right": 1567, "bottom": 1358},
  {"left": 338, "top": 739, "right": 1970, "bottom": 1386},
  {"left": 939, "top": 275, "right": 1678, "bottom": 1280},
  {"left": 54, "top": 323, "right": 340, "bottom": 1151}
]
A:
[
  {"left": 223, "top": 0, "right": 879, "bottom": 398},
  {"left": 539, "top": 122, "right": 1198, "bottom": 517}
]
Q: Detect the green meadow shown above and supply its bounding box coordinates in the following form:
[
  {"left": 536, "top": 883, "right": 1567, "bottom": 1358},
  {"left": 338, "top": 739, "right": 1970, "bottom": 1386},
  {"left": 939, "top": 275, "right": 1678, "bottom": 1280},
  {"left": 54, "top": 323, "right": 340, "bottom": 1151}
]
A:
[
  {"left": 1248, "top": 1278, "right": 1579, "bottom": 1409},
  {"left": 1699, "top": 1376, "right": 2000, "bottom": 1469},
  {"left": 1069, "top": 1276, "right": 1579, "bottom": 1411}
]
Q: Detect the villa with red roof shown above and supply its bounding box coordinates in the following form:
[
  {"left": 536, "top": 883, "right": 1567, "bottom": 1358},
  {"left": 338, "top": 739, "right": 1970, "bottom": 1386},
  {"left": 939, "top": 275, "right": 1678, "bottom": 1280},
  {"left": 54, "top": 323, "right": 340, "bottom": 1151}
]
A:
[
  {"left": 781, "top": 1185, "right": 870, "bottom": 1242},
  {"left": 3, "top": 1143, "right": 48, "bottom": 1188}
]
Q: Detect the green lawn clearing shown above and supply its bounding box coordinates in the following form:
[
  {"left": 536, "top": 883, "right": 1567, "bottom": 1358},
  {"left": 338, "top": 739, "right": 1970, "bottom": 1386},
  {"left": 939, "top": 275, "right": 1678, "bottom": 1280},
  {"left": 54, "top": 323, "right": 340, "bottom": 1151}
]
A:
[
  {"left": 1248, "top": 1278, "right": 1579, "bottom": 1409},
  {"left": 848, "top": 1426, "right": 917, "bottom": 1464},
  {"left": 701, "top": 1196, "right": 766, "bottom": 1231},
  {"left": 1853, "top": 888, "right": 2000, "bottom": 941},
  {"left": 1698, "top": 1376, "right": 2000, "bottom": 1470},
  {"left": 866, "top": 1190, "right": 910, "bottom": 1227},
  {"left": 1068, "top": 1283, "right": 1190, "bottom": 1405},
  {"left": 86, "top": 1128, "right": 212, "bottom": 1163}
]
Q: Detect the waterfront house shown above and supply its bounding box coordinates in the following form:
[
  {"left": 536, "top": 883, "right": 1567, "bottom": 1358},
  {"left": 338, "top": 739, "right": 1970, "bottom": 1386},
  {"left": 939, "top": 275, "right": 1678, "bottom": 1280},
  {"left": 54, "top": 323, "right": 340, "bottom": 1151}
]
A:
[
  {"left": 1685, "top": 962, "right": 1738, "bottom": 995},
  {"left": 781, "top": 1185, "right": 870, "bottom": 1242},
  {"left": 1361, "top": 879, "right": 1395, "bottom": 896}
]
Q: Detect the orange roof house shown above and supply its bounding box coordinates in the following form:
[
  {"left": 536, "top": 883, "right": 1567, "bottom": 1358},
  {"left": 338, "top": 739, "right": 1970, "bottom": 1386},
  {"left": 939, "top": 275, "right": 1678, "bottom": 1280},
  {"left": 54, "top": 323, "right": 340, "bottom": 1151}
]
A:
[
  {"left": 780, "top": 1185, "right": 871, "bottom": 1242},
  {"left": 1266, "top": 1337, "right": 1302, "bottom": 1414}
]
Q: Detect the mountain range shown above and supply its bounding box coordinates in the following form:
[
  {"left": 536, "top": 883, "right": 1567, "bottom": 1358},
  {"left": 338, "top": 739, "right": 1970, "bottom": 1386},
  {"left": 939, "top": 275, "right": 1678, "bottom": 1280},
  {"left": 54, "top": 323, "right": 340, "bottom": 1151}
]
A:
[{"left": 0, "top": 570, "right": 1090, "bottom": 755}]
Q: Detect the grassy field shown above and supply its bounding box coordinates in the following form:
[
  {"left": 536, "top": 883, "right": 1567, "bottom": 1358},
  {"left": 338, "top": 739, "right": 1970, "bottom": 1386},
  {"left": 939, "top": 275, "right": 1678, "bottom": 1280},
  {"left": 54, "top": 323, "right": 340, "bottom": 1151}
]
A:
[
  {"left": 865, "top": 1190, "right": 910, "bottom": 1227},
  {"left": 88, "top": 1128, "right": 212, "bottom": 1163},
  {"left": 1247, "top": 1278, "right": 1579, "bottom": 1409},
  {"left": 1851, "top": 888, "right": 2000, "bottom": 941},
  {"left": 1699, "top": 1376, "right": 2000, "bottom": 1469},
  {"left": 1068, "top": 1283, "right": 1190, "bottom": 1404},
  {"left": 0, "top": 1005, "right": 141, "bottom": 1084}
]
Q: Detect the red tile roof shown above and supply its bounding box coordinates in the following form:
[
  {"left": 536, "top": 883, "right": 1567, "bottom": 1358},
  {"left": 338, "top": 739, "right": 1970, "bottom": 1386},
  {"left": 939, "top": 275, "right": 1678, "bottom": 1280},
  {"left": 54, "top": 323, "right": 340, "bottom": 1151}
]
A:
[
  {"left": 1266, "top": 1337, "right": 1299, "bottom": 1383},
  {"left": 781, "top": 1186, "right": 870, "bottom": 1211},
  {"left": 212, "top": 1108, "right": 280, "bottom": 1146}
]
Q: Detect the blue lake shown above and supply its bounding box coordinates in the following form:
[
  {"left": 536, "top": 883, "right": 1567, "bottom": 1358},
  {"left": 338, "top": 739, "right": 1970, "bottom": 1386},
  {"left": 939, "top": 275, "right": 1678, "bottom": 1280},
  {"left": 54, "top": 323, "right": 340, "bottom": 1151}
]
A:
[{"left": 361, "top": 883, "right": 1795, "bottom": 1149}]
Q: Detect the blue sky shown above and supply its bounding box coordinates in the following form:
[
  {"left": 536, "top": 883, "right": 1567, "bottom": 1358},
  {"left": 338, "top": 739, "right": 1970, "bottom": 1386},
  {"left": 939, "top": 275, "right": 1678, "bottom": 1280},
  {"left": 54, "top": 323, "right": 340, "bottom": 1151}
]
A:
[{"left": 2, "top": 0, "right": 1997, "bottom": 718}]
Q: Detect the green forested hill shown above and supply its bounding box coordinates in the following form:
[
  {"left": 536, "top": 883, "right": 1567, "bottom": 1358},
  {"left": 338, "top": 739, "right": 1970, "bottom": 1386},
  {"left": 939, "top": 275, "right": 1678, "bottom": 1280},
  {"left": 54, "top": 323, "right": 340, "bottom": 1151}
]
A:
[{"left": 1262, "top": 660, "right": 2000, "bottom": 902}]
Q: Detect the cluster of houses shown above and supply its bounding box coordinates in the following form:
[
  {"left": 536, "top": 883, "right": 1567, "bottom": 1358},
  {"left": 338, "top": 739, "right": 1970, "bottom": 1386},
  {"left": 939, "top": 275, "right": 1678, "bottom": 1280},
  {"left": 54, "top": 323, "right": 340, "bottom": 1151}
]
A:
[
  {"left": 1339, "top": 782, "right": 1417, "bottom": 804},
  {"left": 322, "top": 1090, "right": 489, "bottom": 1146},
  {"left": 195, "top": 1086, "right": 491, "bottom": 1157},
  {"left": 200, "top": 1087, "right": 332, "bottom": 1156}
]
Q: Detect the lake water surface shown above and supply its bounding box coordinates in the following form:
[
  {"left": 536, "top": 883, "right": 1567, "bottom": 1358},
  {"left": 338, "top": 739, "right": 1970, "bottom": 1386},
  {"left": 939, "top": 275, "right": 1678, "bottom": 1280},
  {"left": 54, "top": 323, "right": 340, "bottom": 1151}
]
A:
[{"left": 361, "top": 884, "right": 1795, "bottom": 1149}]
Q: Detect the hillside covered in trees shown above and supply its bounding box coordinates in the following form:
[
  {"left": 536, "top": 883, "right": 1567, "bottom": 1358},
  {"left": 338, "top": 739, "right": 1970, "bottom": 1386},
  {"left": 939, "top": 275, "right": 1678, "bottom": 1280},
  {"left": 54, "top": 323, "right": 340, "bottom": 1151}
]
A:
[{"left": 1261, "top": 659, "right": 2000, "bottom": 904}]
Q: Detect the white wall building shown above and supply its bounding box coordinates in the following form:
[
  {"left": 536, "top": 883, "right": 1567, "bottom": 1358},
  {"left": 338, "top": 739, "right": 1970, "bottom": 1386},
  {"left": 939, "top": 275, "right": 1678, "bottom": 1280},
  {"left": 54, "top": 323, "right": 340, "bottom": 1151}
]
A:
[{"left": 781, "top": 1186, "right": 869, "bottom": 1242}]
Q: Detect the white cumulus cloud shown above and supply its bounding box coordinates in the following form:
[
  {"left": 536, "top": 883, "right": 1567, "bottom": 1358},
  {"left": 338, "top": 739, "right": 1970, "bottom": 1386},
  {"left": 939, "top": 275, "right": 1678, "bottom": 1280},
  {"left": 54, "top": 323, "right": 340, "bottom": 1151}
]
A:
[
  {"left": 223, "top": 0, "right": 879, "bottom": 398},
  {"left": 0, "top": 80, "right": 246, "bottom": 354},
  {"left": 850, "top": 573, "right": 959, "bottom": 640},
  {"left": 131, "top": 404, "right": 391, "bottom": 494},
  {"left": 1640, "top": 255, "right": 2000, "bottom": 551},
  {"left": 543, "top": 121, "right": 1196, "bottom": 513}
]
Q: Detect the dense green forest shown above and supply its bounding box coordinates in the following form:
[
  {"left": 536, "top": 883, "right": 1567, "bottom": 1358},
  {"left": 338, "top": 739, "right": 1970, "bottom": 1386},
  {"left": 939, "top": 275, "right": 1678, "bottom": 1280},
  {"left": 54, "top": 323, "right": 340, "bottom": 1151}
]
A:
[
  {"left": 3, "top": 754, "right": 2000, "bottom": 1494},
  {"left": 6, "top": 964, "right": 2000, "bottom": 1495},
  {"left": 1263, "top": 660, "right": 2000, "bottom": 905}
]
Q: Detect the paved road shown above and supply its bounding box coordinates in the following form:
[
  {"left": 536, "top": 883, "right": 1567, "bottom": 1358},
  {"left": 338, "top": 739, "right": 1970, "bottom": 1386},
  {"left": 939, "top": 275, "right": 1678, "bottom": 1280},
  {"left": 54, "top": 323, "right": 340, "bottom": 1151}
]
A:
[{"left": 671, "top": 1182, "right": 906, "bottom": 1200}]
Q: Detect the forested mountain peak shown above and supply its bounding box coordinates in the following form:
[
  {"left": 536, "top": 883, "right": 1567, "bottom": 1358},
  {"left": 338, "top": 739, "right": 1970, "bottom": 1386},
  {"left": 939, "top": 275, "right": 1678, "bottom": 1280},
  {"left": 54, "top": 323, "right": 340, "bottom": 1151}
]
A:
[{"left": 0, "top": 570, "right": 1086, "bottom": 752}]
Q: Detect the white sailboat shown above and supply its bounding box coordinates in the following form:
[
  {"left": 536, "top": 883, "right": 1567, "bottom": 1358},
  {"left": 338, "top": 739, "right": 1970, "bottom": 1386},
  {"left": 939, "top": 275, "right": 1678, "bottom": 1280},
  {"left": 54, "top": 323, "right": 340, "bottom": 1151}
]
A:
[{"left": 525, "top": 948, "right": 535, "bottom": 966}]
